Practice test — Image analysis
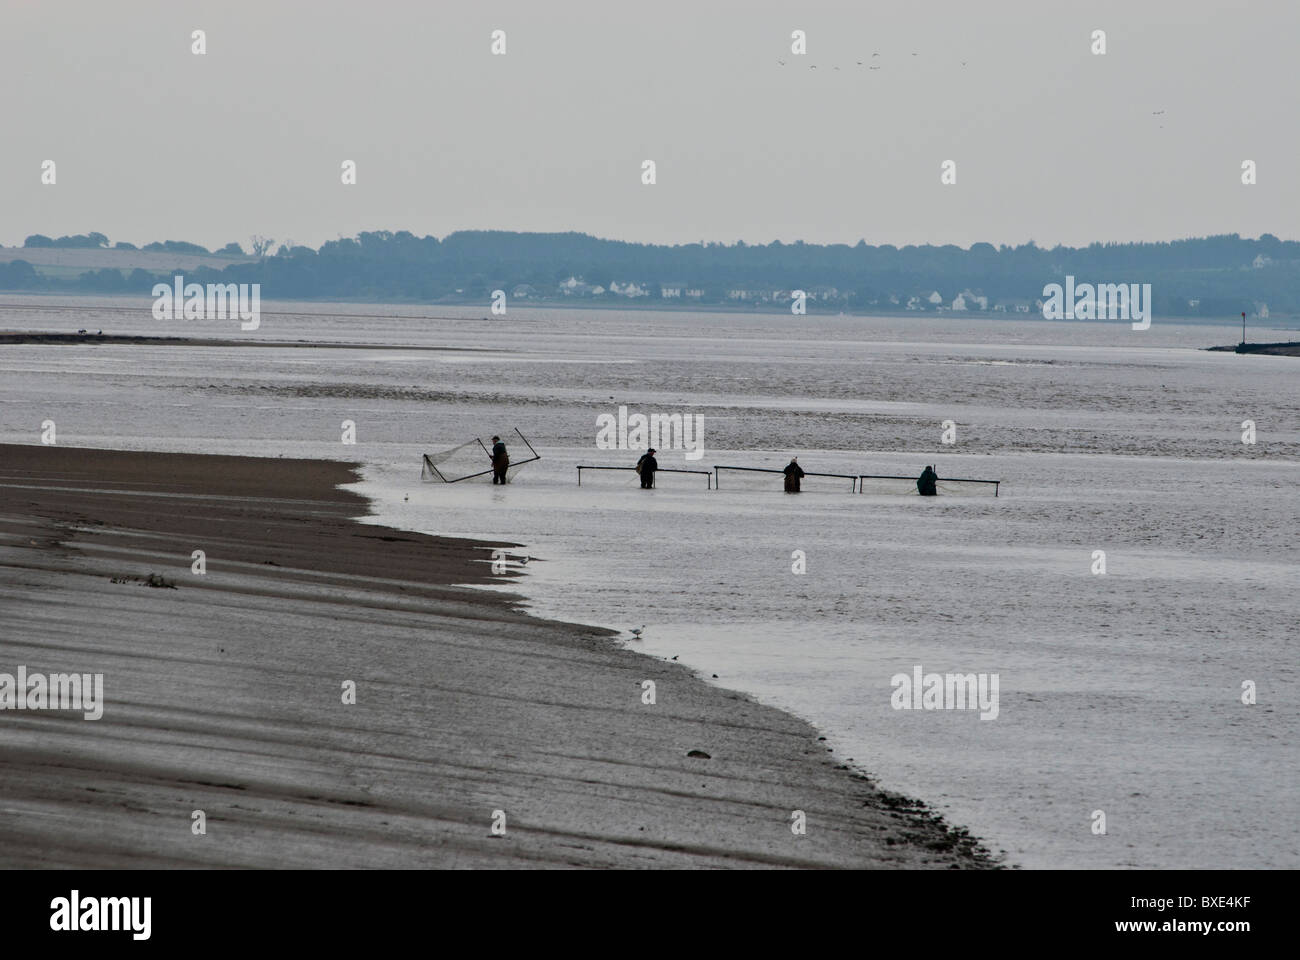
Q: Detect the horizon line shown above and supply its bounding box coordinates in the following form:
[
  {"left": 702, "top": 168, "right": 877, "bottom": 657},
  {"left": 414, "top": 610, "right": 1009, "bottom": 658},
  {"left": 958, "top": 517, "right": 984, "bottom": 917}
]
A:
[{"left": 5, "top": 228, "right": 1297, "bottom": 254}]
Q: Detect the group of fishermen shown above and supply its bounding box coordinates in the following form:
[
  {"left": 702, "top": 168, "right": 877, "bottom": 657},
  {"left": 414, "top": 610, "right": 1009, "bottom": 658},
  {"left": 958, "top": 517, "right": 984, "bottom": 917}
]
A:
[
  {"left": 634, "top": 449, "right": 940, "bottom": 495},
  {"left": 490, "top": 436, "right": 939, "bottom": 493}
]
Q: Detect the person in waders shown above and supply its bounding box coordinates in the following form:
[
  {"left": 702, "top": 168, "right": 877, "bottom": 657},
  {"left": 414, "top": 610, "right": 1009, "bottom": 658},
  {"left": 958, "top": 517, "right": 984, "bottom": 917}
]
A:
[
  {"left": 917, "top": 464, "right": 938, "bottom": 496},
  {"left": 783, "top": 457, "right": 805, "bottom": 493},
  {"left": 490, "top": 435, "right": 510, "bottom": 485},
  {"left": 636, "top": 448, "right": 658, "bottom": 488}
]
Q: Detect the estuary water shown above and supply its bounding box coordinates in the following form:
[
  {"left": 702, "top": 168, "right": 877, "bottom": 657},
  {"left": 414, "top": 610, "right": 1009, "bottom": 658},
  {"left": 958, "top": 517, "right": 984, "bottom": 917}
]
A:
[{"left": 2, "top": 294, "right": 1296, "bottom": 868}]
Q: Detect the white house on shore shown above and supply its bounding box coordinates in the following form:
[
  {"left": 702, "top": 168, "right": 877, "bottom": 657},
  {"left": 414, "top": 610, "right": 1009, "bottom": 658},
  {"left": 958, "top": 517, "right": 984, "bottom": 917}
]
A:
[
  {"left": 952, "top": 289, "right": 988, "bottom": 311},
  {"left": 558, "top": 276, "right": 596, "bottom": 296}
]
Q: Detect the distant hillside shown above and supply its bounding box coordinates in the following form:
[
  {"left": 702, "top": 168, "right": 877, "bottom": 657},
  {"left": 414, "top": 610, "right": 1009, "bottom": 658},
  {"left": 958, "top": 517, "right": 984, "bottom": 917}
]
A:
[{"left": 0, "top": 230, "right": 1295, "bottom": 318}]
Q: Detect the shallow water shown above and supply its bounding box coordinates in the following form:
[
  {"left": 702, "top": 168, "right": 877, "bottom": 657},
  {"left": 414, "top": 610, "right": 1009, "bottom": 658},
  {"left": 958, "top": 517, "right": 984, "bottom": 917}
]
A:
[{"left": 2, "top": 294, "right": 1296, "bottom": 868}]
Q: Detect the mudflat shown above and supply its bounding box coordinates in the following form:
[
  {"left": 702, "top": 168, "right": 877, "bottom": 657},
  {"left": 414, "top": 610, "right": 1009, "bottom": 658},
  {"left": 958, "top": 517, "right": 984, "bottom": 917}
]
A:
[{"left": 0, "top": 443, "right": 993, "bottom": 868}]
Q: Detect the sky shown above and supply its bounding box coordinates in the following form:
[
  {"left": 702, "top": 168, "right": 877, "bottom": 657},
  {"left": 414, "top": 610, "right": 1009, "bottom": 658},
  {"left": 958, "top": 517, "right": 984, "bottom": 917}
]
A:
[{"left": 2, "top": 0, "right": 1297, "bottom": 252}]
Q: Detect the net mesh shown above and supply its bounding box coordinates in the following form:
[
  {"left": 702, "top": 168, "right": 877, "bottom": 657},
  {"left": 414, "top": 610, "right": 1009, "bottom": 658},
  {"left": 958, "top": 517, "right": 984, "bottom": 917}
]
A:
[
  {"left": 421, "top": 440, "right": 485, "bottom": 482},
  {"left": 578, "top": 466, "right": 712, "bottom": 488},
  {"left": 856, "top": 475, "right": 999, "bottom": 497},
  {"left": 933, "top": 479, "right": 999, "bottom": 497}
]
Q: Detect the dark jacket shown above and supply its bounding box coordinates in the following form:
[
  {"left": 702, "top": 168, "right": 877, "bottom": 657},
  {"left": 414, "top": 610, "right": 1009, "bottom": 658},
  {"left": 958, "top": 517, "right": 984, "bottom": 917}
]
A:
[
  {"left": 637, "top": 453, "right": 658, "bottom": 474},
  {"left": 491, "top": 442, "right": 509, "bottom": 469},
  {"left": 783, "top": 461, "right": 805, "bottom": 492},
  {"left": 917, "top": 467, "right": 938, "bottom": 496}
]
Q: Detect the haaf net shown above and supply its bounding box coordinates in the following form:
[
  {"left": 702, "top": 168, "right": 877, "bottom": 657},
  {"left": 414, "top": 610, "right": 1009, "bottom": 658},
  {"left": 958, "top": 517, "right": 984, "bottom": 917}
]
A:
[
  {"left": 711, "top": 464, "right": 857, "bottom": 493},
  {"left": 421, "top": 429, "right": 539, "bottom": 483},
  {"left": 855, "top": 474, "right": 1000, "bottom": 497}
]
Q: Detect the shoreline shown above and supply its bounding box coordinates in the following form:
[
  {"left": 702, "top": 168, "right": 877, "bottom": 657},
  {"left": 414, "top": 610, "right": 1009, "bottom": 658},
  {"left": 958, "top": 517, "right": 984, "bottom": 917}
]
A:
[
  {"left": 6, "top": 290, "right": 1294, "bottom": 327},
  {"left": 1205, "top": 341, "right": 1300, "bottom": 356},
  {"left": 0, "top": 443, "right": 997, "bottom": 868},
  {"left": 0, "top": 332, "right": 493, "bottom": 350}
]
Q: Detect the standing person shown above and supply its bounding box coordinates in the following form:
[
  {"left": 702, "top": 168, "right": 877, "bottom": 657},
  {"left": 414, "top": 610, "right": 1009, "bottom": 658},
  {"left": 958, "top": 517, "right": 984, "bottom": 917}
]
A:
[
  {"left": 490, "top": 435, "right": 510, "bottom": 485},
  {"left": 917, "top": 464, "right": 938, "bottom": 496},
  {"left": 783, "top": 457, "right": 805, "bottom": 493},
  {"left": 636, "top": 448, "right": 658, "bottom": 488}
]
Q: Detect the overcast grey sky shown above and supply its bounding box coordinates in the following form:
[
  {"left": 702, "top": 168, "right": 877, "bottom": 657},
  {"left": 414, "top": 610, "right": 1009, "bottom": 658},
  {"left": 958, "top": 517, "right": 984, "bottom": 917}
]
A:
[{"left": 3, "top": 0, "right": 1296, "bottom": 251}]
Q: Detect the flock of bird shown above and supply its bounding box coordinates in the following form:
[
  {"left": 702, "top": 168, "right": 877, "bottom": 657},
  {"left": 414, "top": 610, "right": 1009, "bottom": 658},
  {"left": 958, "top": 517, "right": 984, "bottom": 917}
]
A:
[{"left": 777, "top": 52, "right": 1166, "bottom": 126}]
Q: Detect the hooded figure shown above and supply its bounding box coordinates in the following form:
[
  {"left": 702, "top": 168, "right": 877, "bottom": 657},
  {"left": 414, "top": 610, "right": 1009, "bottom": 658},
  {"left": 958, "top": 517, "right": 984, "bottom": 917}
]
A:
[
  {"left": 917, "top": 465, "right": 938, "bottom": 496},
  {"left": 490, "top": 436, "right": 509, "bottom": 485},
  {"left": 636, "top": 448, "right": 658, "bottom": 488},
  {"left": 783, "top": 458, "right": 805, "bottom": 493}
]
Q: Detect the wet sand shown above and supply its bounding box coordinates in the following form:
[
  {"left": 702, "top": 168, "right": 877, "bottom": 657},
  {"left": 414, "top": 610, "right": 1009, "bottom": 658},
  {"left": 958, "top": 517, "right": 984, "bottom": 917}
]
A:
[
  {"left": 0, "top": 443, "right": 993, "bottom": 868},
  {"left": 0, "top": 332, "right": 489, "bottom": 350}
]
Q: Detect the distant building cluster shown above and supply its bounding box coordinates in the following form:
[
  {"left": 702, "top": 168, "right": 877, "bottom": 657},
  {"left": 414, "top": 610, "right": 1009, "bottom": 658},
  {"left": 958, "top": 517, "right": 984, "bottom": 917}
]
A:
[{"left": 534, "top": 277, "right": 1040, "bottom": 313}]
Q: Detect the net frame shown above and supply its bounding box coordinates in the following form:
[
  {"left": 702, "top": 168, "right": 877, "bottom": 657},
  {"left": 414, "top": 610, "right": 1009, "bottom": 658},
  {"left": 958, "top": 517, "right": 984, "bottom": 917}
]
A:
[
  {"left": 421, "top": 428, "right": 540, "bottom": 483},
  {"left": 575, "top": 465, "right": 713, "bottom": 488},
  {"left": 712, "top": 464, "right": 858, "bottom": 492},
  {"left": 857, "top": 473, "right": 1000, "bottom": 497}
]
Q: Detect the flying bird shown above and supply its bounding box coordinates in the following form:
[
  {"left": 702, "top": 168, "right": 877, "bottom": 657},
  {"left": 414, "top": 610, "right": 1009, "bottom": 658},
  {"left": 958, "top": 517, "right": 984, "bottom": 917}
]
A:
[{"left": 777, "top": 59, "right": 785, "bottom": 66}]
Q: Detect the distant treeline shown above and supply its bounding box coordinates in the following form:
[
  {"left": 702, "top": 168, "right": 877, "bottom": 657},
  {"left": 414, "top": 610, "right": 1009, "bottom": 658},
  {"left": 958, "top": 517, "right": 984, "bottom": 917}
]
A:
[
  {"left": 19, "top": 233, "right": 246, "bottom": 255},
  {"left": 2, "top": 230, "right": 1297, "bottom": 316}
]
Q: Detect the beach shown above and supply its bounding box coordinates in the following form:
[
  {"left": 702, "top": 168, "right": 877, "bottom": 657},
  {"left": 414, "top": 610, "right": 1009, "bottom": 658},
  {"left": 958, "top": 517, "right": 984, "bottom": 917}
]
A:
[{"left": 0, "top": 442, "right": 990, "bottom": 868}]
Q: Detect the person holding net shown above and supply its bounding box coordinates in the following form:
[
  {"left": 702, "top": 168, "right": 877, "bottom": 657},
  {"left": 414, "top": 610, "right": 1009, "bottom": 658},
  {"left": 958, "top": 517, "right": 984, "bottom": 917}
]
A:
[
  {"left": 783, "top": 457, "right": 805, "bottom": 493},
  {"left": 490, "top": 435, "right": 510, "bottom": 485},
  {"left": 636, "top": 448, "right": 658, "bottom": 488}
]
